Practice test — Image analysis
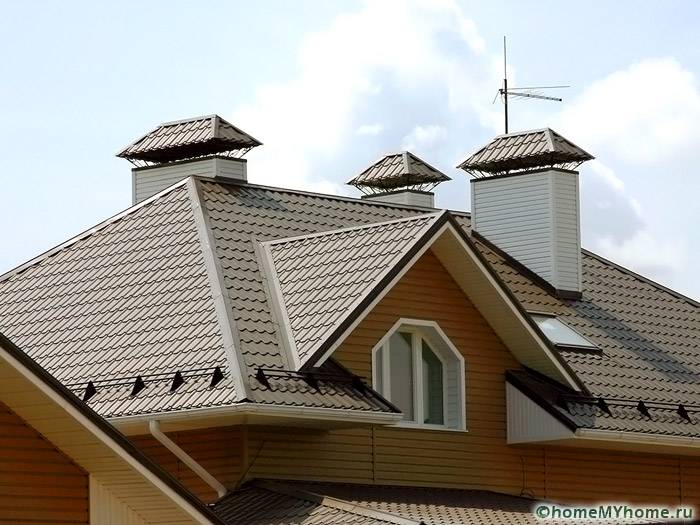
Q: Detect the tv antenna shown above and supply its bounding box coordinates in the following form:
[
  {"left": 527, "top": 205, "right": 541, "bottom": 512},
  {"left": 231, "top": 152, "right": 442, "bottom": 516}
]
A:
[{"left": 497, "top": 36, "right": 569, "bottom": 133}]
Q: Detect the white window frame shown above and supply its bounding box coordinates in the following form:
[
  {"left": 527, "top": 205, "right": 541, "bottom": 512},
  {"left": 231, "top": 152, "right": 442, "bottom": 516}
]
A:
[{"left": 372, "top": 318, "right": 466, "bottom": 431}]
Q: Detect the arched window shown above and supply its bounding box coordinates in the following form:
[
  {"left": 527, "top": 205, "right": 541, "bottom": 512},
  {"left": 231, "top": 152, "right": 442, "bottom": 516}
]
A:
[{"left": 373, "top": 320, "right": 465, "bottom": 430}]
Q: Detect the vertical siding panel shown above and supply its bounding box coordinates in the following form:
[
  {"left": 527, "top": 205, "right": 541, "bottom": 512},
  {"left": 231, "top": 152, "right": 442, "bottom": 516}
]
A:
[{"left": 0, "top": 402, "right": 88, "bottom": 524}]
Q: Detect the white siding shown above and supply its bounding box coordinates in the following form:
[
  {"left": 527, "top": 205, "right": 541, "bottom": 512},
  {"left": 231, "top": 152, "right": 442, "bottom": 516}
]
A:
[
  {"left": 506, "top": 383, "right": 573, "bottom": 443},
  {"left": 133, "top": 158, "right": 247, "bottom": 204},
  {"left": 89, "top": 476, "right": 150, "bottom": 525},
  {"left": 471, "top": 169, "right": 581, "bottom": 293},
  {"left": 363, "top": 190, "right": 434, "bottom": 208}
]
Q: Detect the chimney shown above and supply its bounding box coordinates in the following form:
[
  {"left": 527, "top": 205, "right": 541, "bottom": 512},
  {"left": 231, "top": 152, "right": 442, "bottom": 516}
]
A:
[
  {"left": 458, "top": 128, "right": 594, "bottom": 297},
  {"left": 347, "top": 151, "right": 450, "bottom": 208},
  {"left": 117, "top": 115, "right": 262, "bottom": 204}
]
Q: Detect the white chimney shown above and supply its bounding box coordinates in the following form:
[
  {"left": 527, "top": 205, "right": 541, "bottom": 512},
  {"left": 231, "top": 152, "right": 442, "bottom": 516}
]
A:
[
  {"left": 348, "top": 151, "right": 449, "bottom": 209},
  {"left": 459, "top": 129, "right": 593, "bottom": 297},
  {"left": 117, "top": 115, "right": 261, "bottom": 204}
]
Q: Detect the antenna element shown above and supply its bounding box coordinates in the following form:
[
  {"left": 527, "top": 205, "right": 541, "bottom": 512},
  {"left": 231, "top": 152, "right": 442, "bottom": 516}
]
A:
[{"left": 497, "top": 37, "right": 568, "bottom": 133}]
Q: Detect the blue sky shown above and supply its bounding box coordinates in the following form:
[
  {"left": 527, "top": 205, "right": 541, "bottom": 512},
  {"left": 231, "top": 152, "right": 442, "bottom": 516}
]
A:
[{"left": 1, "top": 0, "right": 699, "bottom": 299}]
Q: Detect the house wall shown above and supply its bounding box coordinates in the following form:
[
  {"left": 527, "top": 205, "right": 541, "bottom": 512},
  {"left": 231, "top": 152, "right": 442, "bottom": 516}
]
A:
[
  {"left": 131, "top": 425, "right": 246, "bottom": 503},
  {"left": 244, "top": 249, "right": 700, "bottom": 506},
  {"left": 0, "top": 401, "right": 88, "bottom": 524},
  {"left": 128, "top": 249, "right": 700, "bottom": 507}
]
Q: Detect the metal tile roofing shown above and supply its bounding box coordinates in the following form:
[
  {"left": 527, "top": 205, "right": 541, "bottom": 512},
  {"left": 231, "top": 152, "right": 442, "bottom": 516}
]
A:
[
  {"left": 214, "top": 480, "right": 638, "bottom": 525},
  {"left": 347, "top": 152, "right": 451, "bottom": 191},
  {"left": 0, "top": 183, "right": 238, "bottom": 417},
  {"left": 0, "top": 175, "right": 698, "bottom": 436},
  {"left": 262, "top": 213, "right": 444, "bottom": 366},
  {"left": 117, "top": 115, "right": 262, "bottom": 165},
  {"left": 214, "top": 481, "right": 409, "bottom": 525},
  {"left": 457, "top": 128, "right": 594, "bottom": 176}
]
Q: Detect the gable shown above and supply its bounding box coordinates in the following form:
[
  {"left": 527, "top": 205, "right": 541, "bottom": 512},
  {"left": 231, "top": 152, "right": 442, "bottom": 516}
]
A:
[
  {"left": 0, "top": 401, "right": 88, "bottom": 524},
  {"left": 0, "top": 332, "right": 224, "bottom": 525},
  {"left": 334, "top": 249, "right": 521, "bottom": 382}
]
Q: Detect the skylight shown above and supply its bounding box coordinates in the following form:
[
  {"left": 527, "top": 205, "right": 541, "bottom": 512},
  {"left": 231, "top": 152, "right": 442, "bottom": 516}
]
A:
[{"left": 531, "top": 314, "right": 597, "bottom": 349}]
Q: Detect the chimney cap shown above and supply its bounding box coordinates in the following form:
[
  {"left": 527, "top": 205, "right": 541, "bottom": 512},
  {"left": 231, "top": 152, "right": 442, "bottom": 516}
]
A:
[
  {"left": 457, "top": 127, "right": 593, "bottom": 178},
  {"left": 117, "top": 114, "right": 262, "bottom": 166},
  {"left": 347, "top": 151, "right": 450, "bottom": 195}
]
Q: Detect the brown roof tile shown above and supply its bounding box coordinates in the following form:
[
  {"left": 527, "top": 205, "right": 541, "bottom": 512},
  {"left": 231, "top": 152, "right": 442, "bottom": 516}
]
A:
[{"left": 262, "top": 213, "right": 444, "bottom": 365}]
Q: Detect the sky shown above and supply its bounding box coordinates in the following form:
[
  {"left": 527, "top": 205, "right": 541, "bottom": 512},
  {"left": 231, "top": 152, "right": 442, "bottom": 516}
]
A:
[{"left": 1, "top": 0, "right": 699, "bottom": 299}]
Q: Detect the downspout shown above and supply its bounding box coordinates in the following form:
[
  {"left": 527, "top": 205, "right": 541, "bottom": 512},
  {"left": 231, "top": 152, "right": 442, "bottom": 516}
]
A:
[{"left": 148, "top": 420, "right": 227, "bottom": 498}]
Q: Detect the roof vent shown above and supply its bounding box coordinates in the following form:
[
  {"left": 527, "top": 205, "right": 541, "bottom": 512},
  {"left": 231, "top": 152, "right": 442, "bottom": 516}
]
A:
[
  {"left": 118, "top": 115, "right": 262, "bottom": 204},
  {"left": 348, "top": 151, "right": 450, "bottom": 208},
  {"left": 458, "top": 128, "right": 593, "bottom": 297}
]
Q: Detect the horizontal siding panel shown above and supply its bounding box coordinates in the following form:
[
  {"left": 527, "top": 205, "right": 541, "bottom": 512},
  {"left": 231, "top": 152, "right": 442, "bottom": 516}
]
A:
[{"left": 0, "top": 403, "right": 88, "bottom": 524}]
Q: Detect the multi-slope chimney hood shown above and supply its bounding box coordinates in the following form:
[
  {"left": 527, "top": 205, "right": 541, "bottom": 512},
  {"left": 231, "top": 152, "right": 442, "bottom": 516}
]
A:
[
  {"left": 347, "top": 151, "right": 450, "bottom": 208},
  {"left": 117, "top": 115, "right": 262, "bottom": 204},
  {"left": 459, "top": 128, "right": 594, "bottom": 298}
]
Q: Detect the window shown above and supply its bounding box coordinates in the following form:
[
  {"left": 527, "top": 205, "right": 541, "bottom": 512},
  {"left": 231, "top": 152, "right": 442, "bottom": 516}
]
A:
[
  {"left": 531, "top": 314, "right": 597, "bottom": 350},
  {"left": 373, "top": 320, "right": 465, "bottom": 430}
]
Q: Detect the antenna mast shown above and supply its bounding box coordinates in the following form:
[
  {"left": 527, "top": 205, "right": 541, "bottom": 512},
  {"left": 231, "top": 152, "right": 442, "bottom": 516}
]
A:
[{"left": 497, "top": 36, "right": 568, "bottom": 134}]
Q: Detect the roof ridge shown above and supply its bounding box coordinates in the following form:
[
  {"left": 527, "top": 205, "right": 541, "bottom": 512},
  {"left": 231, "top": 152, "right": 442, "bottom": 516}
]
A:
[
  {"left": 0, "top": 178, "right": 191, "bottom": 284},
  {"left": 187, "top": 178, "right": 252, "bottom": 400},
  {"left": 195, "top": 176, "right": 440, "bottom": 212},
  {"left": 254, "top": 480, "right": 421, "bottom": 525},
  {"left": 262, "top": 211, "right": 445, "bottom": 247}
]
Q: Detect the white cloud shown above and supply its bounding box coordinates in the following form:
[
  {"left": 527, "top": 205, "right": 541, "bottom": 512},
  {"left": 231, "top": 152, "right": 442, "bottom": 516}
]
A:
[
  {"left": 554, "top": 58, "right": 700, "bottom": 164},
  {"left": 401, "top": 124, "right": 447, "bottom": 151},
  {"left": 231, "top": 0, "right": 498, "bottom": 192},
  {"left": 552, "top": 61, "right": 700, "bottom": 293},
  {"left": 356, "top": 123, "right": 384, "bottom": 136}
]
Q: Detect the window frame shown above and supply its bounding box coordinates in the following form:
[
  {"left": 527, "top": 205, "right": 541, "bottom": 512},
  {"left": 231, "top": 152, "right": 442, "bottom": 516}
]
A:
[{"left": 372, "top": 319, "right": 466, "bottom": 431}]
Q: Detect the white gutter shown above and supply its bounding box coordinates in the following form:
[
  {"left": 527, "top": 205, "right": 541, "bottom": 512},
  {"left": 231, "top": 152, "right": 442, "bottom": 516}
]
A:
[
  {"left": 575, "top": 428, "right": 700, "bottom": 449},
  {"left": 148, "top": 420, "right": 227, "bottom": 498},
  {"left": 112, "top": 403, "right": 403, "bottom": 432}
]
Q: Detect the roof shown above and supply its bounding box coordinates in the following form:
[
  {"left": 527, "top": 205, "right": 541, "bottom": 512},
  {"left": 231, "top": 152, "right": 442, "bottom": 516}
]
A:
[
  {"left": 0, "top": 331, "right": 226, "bottom": 525},
  {"left": 262, "top": 213, "right": 445, "bottom": 366},
  {"left": 1, "top": 177, "right": 699, "bottom": 438},
  {"left": 457, "top": 128, "right": 594, "bottom": 176},
  {"left": 347, "top": 152, "right": 451, "bottom": 192},
  {"left": 213, "top": 480, "right": 643, "bottom": 525},
  {"left": 117, "top": 115, "right": 262, "bottom": 165}
]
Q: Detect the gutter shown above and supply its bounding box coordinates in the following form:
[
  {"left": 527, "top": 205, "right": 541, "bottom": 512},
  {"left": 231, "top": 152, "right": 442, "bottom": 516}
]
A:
[
  {"left": 112, "top": 403, "right": 403, "bottom": 434},
  {"left": 148, "top": 420, "right": 227, "bottom": 498},
  {"left": 575, "top": 428, "right": 700, "bottom": 449}
]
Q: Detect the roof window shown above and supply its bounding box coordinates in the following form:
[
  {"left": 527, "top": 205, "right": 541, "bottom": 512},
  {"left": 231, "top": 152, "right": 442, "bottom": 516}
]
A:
[{"left": 531, "top": 314, "right": 597, "bottom": 350}]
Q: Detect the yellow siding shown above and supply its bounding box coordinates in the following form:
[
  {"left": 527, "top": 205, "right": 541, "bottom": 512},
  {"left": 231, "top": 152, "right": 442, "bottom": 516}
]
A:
[
  {"left": 0, "top": 401, "right": 88, "bottom": 524},
  {"left": 244, "top": 250, "right": 700, "bottom": 505},
  {"left": 125, "top": 249, "right": 700, "bottom": 507}
]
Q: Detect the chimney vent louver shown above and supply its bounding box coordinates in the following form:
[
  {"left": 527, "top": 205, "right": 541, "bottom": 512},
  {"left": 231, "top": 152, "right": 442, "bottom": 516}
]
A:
[
  {"left": 348, "top": 151, "right": 450, "bottom": 208},
  {"left": 118, "top": 115, "right": 261, "bottom": 204},
  {"left": 458, "top": 128, "right": 593, "bottom": 297}
]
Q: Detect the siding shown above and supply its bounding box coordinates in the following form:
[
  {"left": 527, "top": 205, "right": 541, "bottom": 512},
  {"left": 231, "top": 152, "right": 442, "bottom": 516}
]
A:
[
  {"left": 131, "top": 425, "right": 246, "bottom": 503},
  {"left": 248, "top": 250, "right": 546, "bottom": 496},
  {"left": 471, "top": 169, "right": 582, "bottom": 292},
  {"left": 0, "top": 402, "right": 88, "bottom": 525},
  {"left": 242, "top": 250, "right": 700, "bottom": 505},
  {"left": 89, "top": 477, "right": 149, "bottom": 525},
  {"left": 133, "top": 157, "right": 246, "bottom": 203},
  {"left": 120, "top": 249, "right": 700, "bottom": 506}
]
